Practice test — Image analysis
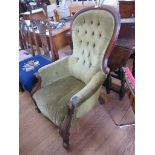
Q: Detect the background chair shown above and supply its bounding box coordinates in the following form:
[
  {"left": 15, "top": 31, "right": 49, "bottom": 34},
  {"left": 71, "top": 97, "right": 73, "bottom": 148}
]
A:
[
  {"left": 32, "top": 6, "right": 120, "bottom": 149},
  {"left": 104, "top": 0, "right": 135, "bottom": 99},
  {"left": 19, "top": 18, "right": 55, "bottom": 93},
  {"left": 104, "top": 66, "right": 135, "bottom": 128},
  {"left": 19, "top": 18, "right": 34, "bottom": 61},
  {"left": 124, "top": 67, "right": 135, "bottom": 113}
]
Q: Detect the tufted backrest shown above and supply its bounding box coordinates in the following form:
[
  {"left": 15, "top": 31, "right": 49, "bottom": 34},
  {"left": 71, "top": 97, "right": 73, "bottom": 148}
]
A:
[{"left": 69, "top": 7, "right": 117, "bottom": 84}]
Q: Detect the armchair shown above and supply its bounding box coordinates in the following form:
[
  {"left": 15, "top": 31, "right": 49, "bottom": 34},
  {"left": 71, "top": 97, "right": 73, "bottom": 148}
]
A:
[{"left": 32, "top": 6, "right": 120, "bottom": 149}]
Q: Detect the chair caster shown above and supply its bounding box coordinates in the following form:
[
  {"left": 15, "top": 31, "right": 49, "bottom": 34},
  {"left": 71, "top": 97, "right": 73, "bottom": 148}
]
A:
[
  {"left": 63, "top": 141, "right": 69, "bottom": 150},
  {"left": 59, "top": 128, "right": 70, "bottom": 150},
  {"left": 99, "top": 96, "right": 105, "bottom": 105}
]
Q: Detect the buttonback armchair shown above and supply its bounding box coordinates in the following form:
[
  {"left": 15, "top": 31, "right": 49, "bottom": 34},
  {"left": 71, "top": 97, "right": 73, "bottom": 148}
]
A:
[{"left": 32, "top": 6, "right": 120, "bottom": 149}]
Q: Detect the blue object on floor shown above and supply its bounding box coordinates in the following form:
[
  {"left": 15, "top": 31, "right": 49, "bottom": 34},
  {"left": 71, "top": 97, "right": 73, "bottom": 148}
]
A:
[{"left": 19, "top": 55, "right": 52, "bottom": 92}]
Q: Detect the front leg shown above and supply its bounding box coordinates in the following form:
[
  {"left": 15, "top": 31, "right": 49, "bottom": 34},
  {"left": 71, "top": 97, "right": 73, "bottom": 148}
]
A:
[
  {"left": 105, "top": 73, "right": 111, "bottom": 94},
  {"left": 59, "top": 104, "right": 74, "bottom": 150},
  {"left": 119, "top": 67, "right": 126, "bottom": 99},
  {"left": 98, "top": 95, "right": 105, "bottom": 105}
]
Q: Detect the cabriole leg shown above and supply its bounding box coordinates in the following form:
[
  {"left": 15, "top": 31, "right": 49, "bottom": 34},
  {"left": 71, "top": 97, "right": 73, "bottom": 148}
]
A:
[{"left": 59, "top": 105, "right": 74, "bottom": 150}]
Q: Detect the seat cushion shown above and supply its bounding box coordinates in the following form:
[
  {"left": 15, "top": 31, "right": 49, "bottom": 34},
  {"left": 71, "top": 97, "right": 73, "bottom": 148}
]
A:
[
  {"left": 19, "top": 55, "right": 52, "bottom": 92},
  {"left": 33, "top": 76, "right": 85, "bottom": 127}
]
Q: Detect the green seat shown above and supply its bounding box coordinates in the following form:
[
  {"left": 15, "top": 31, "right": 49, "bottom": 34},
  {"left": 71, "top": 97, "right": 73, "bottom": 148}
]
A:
[
  {"left": 32, "top": 6, "right": 120, "bottom": 149},
  {"left": 33, "top": 76, "right": 85, "bottom": 126}
]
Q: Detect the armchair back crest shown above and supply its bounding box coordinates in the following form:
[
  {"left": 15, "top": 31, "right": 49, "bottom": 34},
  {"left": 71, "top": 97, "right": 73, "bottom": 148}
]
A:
[{"left": 69, "top": 6, "right": 120, "bottom": 84}]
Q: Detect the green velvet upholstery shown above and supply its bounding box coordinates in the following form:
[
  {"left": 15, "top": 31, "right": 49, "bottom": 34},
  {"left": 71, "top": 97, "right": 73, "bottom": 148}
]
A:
[
  {"left": 70, "top": 10, "right": 114, "bottom": 84},
  {"left": 33, "top": 76, "right": 85, "bottom": 126},
  {"left": 33, "top": 9, "right": 115, "bottom": 127}
]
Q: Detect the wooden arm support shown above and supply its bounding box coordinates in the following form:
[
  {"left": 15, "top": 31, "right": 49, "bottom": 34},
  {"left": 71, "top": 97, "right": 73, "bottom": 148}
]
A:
[
  {"left": 103, "top": 60, "right": 110, "bottom": 75},
  {"left": 31, "top": 73, "right": 42, "bottom": 95},
  {"left": 59, "top": 104, "right": 75, "bottom": 149}
]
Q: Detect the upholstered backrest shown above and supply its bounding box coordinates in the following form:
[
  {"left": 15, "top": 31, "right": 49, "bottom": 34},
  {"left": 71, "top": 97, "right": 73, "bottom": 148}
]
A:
[{"left": 69, "top": 8, "right": 115, "bottom": 84}]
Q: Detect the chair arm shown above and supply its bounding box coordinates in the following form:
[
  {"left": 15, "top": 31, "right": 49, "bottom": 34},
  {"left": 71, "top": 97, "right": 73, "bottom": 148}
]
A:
[
  {"left": 39, "top": 56, "right": 71, "bottom": 88},
  {"left": 70, "top": 71, "right": 105, "bottom": 108}
]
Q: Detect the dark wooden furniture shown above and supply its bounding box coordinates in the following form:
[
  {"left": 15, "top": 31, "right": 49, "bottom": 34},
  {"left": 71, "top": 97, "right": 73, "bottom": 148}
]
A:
[
  {"left": 20, "top": 9, "right": 47, "bottom": 20},
  {"left": 29, "top": 18, "right": 60, "bottom": 60},
  {"left": 19, "top": 18, "right": 34, "bottom": 55},
  {"left": 19, "top": 1, "right": 27, "bottom": 13},
  {"left": 20, "top": 3, "right": 70, "bottom": 60},
  {"left": 104, "top": 0, "right": 135, "bottom": 99},
  {"left": 119, "top": 0, "right": 135, "bottom": 18},
  {"left": 66, "top": 31, "right": 73, "bottom": 49},
  {"left": 20, "top": 0, "right": 49, "bottom": 20},
  {"left": 68, "top": 1, "right": 94, "bottom": 16},
  {"left": 19, "top": 4, "right": 60, "bottom": 93},
  {"left": 19, "top": 18, "right": 55, "bottom": 93},
  {"left": 21, "top": 2, "right": 70, "bottom": 58},
  {"left": 104, "top": 67, "right": 135, "bottom": 128},
  {"left": 28, "top": 21, "right": 70, "bottom": 60},
  {"left": 37, "top": 19, "right": 52, "bottom": 57},
  {"left": 105, "top": 45, "right": 133, "bottom": 98},
  {"left": 104, "top": 17, "right": 135, "bottom": 99}
]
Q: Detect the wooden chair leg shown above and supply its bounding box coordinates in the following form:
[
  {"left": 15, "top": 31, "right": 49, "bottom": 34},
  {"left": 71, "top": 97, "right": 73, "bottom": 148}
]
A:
[
  {"left": 119, "top": 67, "right": 126, "bottom": 99},
  {"left": 105, "top": 73, "right": 111, "bottom": 94},
  {"left": 98, "top": 95, "right": 105, "bottom": 105},
  {"left": 59, "top": 105, "right": 74, "bottom": 150},
  {"left": 19, "top": 31, "right": 24, "bottom": 49},
  {"left": 19, "top": 82, "right": 24, "bottom": 92}
]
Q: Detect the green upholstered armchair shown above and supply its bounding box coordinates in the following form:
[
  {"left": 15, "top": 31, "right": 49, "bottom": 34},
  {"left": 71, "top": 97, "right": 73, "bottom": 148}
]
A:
[{"left": 32, "top": 6, "right": 120, "bottom": 149}]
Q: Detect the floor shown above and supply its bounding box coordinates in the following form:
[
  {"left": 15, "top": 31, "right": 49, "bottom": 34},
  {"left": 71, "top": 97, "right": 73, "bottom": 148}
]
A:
[{"left": 19, "top": 46, "right": 135, "bottom": 155}]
